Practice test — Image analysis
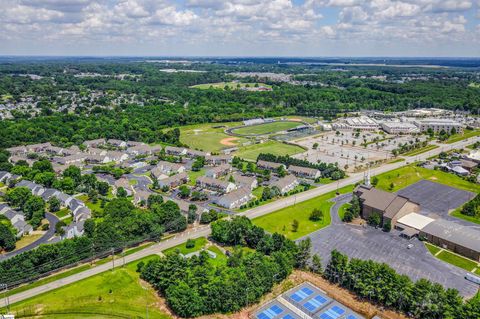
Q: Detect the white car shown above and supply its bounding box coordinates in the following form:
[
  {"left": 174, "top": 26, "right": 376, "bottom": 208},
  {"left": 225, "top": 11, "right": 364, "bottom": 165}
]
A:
[{"left": 407, "top": 244, "right": 414, "bottom": 249}]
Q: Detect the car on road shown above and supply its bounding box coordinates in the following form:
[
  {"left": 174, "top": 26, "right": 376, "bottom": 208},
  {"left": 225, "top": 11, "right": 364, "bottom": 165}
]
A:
[{"left": 407, "top": 243, "right": 414, "bottom": 249}]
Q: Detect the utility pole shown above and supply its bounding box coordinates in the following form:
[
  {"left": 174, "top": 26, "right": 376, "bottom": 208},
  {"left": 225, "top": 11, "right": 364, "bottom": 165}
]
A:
[
  {"left": 111, "top": 248, "right": 115, "bottom": 271},
  {"left": 0, "top": 283, "right": 9, "bottom": 313}
]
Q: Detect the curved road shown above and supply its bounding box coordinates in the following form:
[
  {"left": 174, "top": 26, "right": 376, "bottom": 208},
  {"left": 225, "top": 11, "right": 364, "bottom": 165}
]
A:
[
  {"left": 5, "top": 136, "right": 480, "bottom": 305},
  {"left": 0, "top": 212, "right": 59, "bottom": 261}
]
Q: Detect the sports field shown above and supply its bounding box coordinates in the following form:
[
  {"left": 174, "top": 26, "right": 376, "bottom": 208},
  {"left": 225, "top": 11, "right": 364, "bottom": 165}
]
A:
[
  {"left": 4, "top": 256, "right": 169, "bottom": 319},
  {"left": 232, "top": 121, "right": 300, "bottom": 136},
  {"left": 253, "top": 185, "right": 354, "bottom": 240},
  {"left": 178, "top": 122, "right": 248, "bottom": 152},
  {"left": 190, "top": 82, "right": 271, "bottom": 90},
  {"left": 374, "top": 165, "right": 480, "bottom": 193},
  {"left": 236, "top": 141, "right": 305, "bottom": 161}
]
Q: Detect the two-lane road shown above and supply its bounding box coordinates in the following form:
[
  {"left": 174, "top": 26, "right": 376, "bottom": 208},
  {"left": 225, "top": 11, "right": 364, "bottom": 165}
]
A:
[{"left": 5, "top": 136, "right": 479, "bottom": 306}]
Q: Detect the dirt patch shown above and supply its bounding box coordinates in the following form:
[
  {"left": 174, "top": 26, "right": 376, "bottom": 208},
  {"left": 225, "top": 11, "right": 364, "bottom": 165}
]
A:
[
  {"left": 429, "top": 177, "right": 438, "bottom": 180},
  {"left": 289, "top": 118, "right": 303, "bottom": 122},
  {"left": 220, "top": 137, "right": 239, "bottom": 146}
]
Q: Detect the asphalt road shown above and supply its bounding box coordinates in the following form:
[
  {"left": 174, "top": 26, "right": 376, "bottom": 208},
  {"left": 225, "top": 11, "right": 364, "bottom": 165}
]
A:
[
  {"left": 5, "top": 136, "right": 479, "bottom": 305},
  {"left": 0, "top": 212, "right": 59, "bottom": 262}
]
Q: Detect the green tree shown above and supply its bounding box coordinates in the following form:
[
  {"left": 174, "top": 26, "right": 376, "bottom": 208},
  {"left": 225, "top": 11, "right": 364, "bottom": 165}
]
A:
[
  {"left": 0, "top": 224, "right": 16, "bottom": 251},
  {"left": 179, "top": 185, "right": 190, "bottom": 199},
  {"left": 48, "top": 196, "right": 60, "bottom": 212},
  {"left": 116, "top": 187, "right": 127, "bottom": 198},
  {"left": 291, "top": 219, "right": 299, "bottom": 232},
  {"left": 309, "top": 208, "right": 324, "bottom": 221}
]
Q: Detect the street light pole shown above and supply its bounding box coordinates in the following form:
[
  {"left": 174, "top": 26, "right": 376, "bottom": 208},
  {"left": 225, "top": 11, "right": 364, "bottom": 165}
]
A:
[{"left": 0, "top": 283, "right": 9, "bottom": 313}]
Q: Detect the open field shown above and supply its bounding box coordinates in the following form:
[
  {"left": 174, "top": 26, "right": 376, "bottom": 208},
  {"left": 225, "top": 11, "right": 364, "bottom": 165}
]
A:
[
  {"left": 445, "top": 129, "right": 480, "bottom": 144},
  {"left": 191, "top": 82, "right": 271, "bottom": 90},
  {"left": 163, "top": 237, "right": 207, "bottom": 255},
  {"left": 402, "top": 144, "right": 438, "bottom": 156},
  {"left": 13, "top": 234, "right": 43, "bottom": 250},
  {"left": 232, "top": 121, "right": 301, "bottom": 136},
  {"left": 374, "top": 165, "right": 480, "bottom": 193},
  {"left": 236, "top": 141, "right": 305, "bottom": 161},
  {"left": 4, "top": 255, "right": 169, "bottom": 319},
  {"left": 178, "top": 122, "right": 248, "bottom": 152},
  {"left": 253, "top": 185, "right": 354, "bottom": 240}
]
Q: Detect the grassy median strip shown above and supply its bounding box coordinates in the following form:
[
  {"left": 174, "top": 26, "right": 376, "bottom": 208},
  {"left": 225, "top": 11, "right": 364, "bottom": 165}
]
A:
[
  {"left": 425, "top": 242, "right": 479, "bottom": 272},
  {"left": 253, "top": 185, "right": 354, "bottom": 240},
  {"left": 402, "top": 144, "right": 438, "bottom": 156}
]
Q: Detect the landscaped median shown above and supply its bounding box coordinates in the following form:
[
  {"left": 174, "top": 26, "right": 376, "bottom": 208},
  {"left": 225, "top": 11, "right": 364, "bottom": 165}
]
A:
[{"left": 253, "top": 185, "right": 354, "bottom": 240}]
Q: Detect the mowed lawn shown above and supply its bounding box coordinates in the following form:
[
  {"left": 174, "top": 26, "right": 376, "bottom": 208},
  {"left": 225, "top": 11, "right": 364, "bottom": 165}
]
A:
[
  {"left": 445, "top": 129, "right": 480, "bottom": 144},
  {"left": 163, "top": 237, "right": 208, "bottom": 255},
  {"left": 178, "top": 122, "right": 247, "bottom": 152},
  {"left": 236, "top": 141, "right": 305, "bottom": 161},
  {"left": 232, "top": 121, "right": 300, "bottom": 135},
  {"left": 5, "top": 256, "right": 169, "bottom": 319},
  {"left": 374, "top": 165, "right": 480, "bottom": 193},
  {"left": 253, "top": 185, "right": 354, "bottom": 240}
]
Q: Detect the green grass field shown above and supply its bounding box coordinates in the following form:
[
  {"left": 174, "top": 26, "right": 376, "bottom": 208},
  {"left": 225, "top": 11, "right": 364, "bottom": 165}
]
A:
[
  {"left": 187, "top": 168, "right": 206, "bottom": 186},
  {"left": 178, "top": 122, "right": 247, "bottom": 152},
  {"left": 236, "top": 141, "right": 305, "bottom": 161},
  {"left": 402, "top": 144, "right": 438, "bottom": 156},
  {"left": 191, "top": 82, "right": 271, "bottom": 90},
  {"left": 232, "top": 121, "right": 300, "bottom": 136},
  {"left": 424, "top": 242, "right": 441, "bottom": 255},
  {"left": 374, "top": 165, "right": 480, "bottom": 193},
  {"left": 253, "top": 185, "right": 354, "bottom": 240},
  {"left": 163, "top": 237, "right": 207, "bottom": 255},
  {"left": 445, "top": 129, "right": 480, "bottom": 144},
  {"left": 4, "top": 256, "right": 169, "bottom": 319}
]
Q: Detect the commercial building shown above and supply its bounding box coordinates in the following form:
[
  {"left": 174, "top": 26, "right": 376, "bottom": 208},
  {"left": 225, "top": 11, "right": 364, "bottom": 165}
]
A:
[
  {"left": 354, "top": 185, "right": 420, "bottom": 227},
  {"left": 380, "top": 121, "right": 419, "bottom": 134},
  {"left": 420, "top": 219, "right": 480, "bottom": 261},
  {"left": 333, "top": 116, "right": 379, "bottom": 131},
  {"left": 413, "top": 119, "right": 463, "bottom": 134}
]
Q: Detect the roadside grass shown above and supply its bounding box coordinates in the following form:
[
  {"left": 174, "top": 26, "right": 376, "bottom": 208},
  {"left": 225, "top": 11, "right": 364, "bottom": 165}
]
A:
[
  {"left": 450, "top": 208, "right": 480, "bottom": 225},
  {"left": 236, "top": 141, "right": 305, "bottom": 161},
  {"left": 253, "top": 185, "right": 354, "bottom": 240},
  {"left": 338, "top": 203, "right": 351, "bottom": 221},
  {"left": 445, "top": 129, "right": 480, "bottom": 144},
  {"left": 187, "top": 168, "right": 206, "bottom": 186},
  {"left": 402, "top": 144, "right": 438, "bottom": 156},
  {"left": 178, "top": 121, "right": 247, "bottom": 152},
  {"left": 4, "top": 255, "right": 169, "bottom": 319},
  {"left": 163, "top": 237, "right": 207, "bottom": 255},
  {"left": 232, "top": 121, "right": 300, "bottom": 136},
  {"left": 374, "top": 165, "right": 480, "bottom": 193},
  {"left": 13, "top": 234, "right": 43, "bottom": 250},
  {"left": 388, "top": 158, "right": 405, "bottom": 164},
  {"left": 424, "top": 242, "right": 441, "bottom": 255}
]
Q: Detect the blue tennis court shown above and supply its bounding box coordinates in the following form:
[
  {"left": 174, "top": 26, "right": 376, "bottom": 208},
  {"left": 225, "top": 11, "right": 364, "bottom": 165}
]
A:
[
  {"left": 317, "top": 305, "right": 346, "bottom": 319},
  {"left": 256, "top": 304, "right": 284, "bottom": 319},
  {"left": 282, "top": 314, "right": 296, "bottom": 319},
  {"left": 346, "top": 315, "right": 361, "bottom": 319},
  {"left": 303, "top": 294, "right": 330, "bottom": 313},
  {"left": 290, "top": 286, "right": 314, "bottom": 302}
]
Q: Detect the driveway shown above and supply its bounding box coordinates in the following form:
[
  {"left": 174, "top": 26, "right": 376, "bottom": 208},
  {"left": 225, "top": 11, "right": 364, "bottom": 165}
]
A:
[
  {"left": 0, "top": 212, "right": 59, "bottom": 261},
  {"left": 303, "top": 194, "right": 479, "bottom": 297}
]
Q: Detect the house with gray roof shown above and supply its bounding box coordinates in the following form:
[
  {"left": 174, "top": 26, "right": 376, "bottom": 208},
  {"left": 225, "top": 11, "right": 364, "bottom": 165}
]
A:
[
  {"left": 206, "top": 164, "right": 231, "bottom": 179},
  {"left": 196, "top": 176, "right": 236, "bottom": 193},
  {"left": 270, "top": 175, "right": 299, "bottom": 195},
  {"left": 158, "top": 172, "right": 189, "bottom": 189},
  {"left": 288, "top": 165, "right": 321, "bottom": 179},
  {"left": 214, "top": 187, "right": 253, "bottom": 209},
  {"left": 205, "top": 155, "right": 232, "bottom": 166},
  {"left": 165, "top": 146, "right": 187, "bottom": 156},
  {"left": 256, "top": 160, "right": 285, "bottom": 171}
]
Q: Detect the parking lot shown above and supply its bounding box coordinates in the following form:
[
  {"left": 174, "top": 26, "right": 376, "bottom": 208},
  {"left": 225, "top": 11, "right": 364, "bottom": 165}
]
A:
[
  {"left": 397, "top": 180, "right": 476, "bottom": 223},
  {"left": 306, "top": 195, "right": 479, "bottom": 297}
]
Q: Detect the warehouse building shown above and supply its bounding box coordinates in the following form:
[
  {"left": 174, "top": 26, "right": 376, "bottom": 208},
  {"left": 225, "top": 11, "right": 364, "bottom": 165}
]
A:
[{"left": 420, "top": 219, "right": 480, "bottom": 262}]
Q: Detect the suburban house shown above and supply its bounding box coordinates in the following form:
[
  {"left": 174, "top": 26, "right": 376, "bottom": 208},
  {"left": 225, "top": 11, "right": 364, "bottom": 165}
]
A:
[
  {"left": 165, "top": 146, "right": 187, "bottom": 156},
  {"left": 214, "top": 187, "right": 253, "bottom": 209},
  {"left": 229, "top": 173, "right": 258, "bottom": 190},
  {"left": 205, "top": 155, "right": 232, "bottom": 166},
  {"left": 5, "top": 145, "right": 28, "bottom": 155},
  {"left": 105, "top": 151, "right": 129, "bottom": 163},
  {"left": 114, "top": 178, "right": 133, "bottom": 196},
  {"left": 127, "top": 144, "right": 159, "bottom": 156},
  {"left": 460, "top": 159, "right": 478, "bottom": 172},
  {"left": 288, "top": 165, "right": 321, "bottom": 179},
  {"left": 270, "top": 175, "right": 299, "bottom": 195},
  {"left": 133, "top": 190, "right": 152, "bottom": 205},
  {"left": 186, "top": 149, "right": 208, "bottom": 158},
  {"left": 83, "top": 138, "right": 106, "bottom": 148},
  {"left": 256, "top": 160, "right": 285, "bottom": 171},
  {"left": 206, "top": 164, "right": 231, "bottom": 179},
  {"left": 151, "top": 161, "right": 186, "bottom": 178},
  {"left": 107, "top": 139, "right": 127, "bottom": 148},
  {"left": 26, "top": 142, "right": 52, "bottom": 153},
  {"left": 354, "top": 185, "right": 420, "bottom": 227},
  {"left": 157, "top": 172, "right": 189, "bottom": 189},
  {"left": 172, "top": 198, "right": 207, "bottom": 216},
  {"left": 86, "top": 147, "right": 107, "bottom": 156},
  {"left": 62, "top": 220, "right": 85, "bottom": 239},
  {"left": 196, "top": 176, "right": 236, "bottom": 193},
  {"left": 54, "top": 153, "right": 88, "bottom": 166},
  {"left": 0, "top": 203, "right": 33, "bottom": 237}
]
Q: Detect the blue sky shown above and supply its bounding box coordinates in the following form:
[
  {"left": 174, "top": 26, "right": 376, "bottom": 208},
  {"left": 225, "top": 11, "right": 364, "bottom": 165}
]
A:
[{"left": 0, "top": 0, "right": 479, "bottom": 57}]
